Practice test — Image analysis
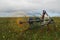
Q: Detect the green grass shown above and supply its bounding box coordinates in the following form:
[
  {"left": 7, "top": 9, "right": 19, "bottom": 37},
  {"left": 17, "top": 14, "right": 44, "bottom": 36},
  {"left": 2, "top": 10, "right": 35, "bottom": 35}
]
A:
[{"left": 0, "top": 17, "right": 60, "bottom": 40}]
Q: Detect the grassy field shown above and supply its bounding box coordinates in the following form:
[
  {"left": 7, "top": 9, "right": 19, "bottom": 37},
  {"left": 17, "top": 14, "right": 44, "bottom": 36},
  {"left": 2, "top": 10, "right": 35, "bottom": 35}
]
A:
[{"left": 0, "top": 17, "right": 60, "bottom": 40}]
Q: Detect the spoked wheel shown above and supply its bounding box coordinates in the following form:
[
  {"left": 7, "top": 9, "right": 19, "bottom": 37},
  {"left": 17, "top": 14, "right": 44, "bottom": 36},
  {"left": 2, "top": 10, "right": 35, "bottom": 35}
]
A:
[
  {"left": 46, "top": 19, "right": 57, "bottom": 32},
  {"left": 46, "top": 19, "right": 58, "bottom": 39},
  {"left": 49, "top": 17, "right": 58, "bottom": 31},
  {"left": 17, "top": 17, "right": 30, "bottom": 32},
  {"left": 40, "top": 18, "right": 57, "bottom": 32}
]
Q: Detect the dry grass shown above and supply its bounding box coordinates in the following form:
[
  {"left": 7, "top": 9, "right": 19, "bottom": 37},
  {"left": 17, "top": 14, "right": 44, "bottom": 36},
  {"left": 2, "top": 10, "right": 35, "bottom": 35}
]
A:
[{"left": 0, "top": 17, "right": 60, "bottom": 40}]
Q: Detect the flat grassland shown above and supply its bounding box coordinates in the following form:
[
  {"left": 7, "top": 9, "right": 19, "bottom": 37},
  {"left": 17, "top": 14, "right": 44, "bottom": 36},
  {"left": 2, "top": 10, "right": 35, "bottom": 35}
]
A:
[{"left": 0, "top": 17, "right": 60, "bottom": 40}]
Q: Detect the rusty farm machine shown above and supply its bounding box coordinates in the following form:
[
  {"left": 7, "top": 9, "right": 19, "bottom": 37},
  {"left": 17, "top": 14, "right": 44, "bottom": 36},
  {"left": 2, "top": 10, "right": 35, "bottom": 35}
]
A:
[{"left": 17, "top": 10, "right": 57, "bottom": 31}]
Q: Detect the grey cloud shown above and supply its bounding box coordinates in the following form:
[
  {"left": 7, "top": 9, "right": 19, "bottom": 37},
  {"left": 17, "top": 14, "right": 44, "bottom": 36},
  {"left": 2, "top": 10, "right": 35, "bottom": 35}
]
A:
[
  {"left": 0, "top": 0, "right": 59, "bottom": 12},
  {"left": 0, "top": 0, "right": 60, "bottom": 17}
]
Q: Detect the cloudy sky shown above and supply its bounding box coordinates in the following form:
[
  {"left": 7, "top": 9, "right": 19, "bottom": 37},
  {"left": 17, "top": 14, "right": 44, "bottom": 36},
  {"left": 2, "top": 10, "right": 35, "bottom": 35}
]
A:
[{"left": 0, "top": 0, "right": 60, "bottom": 17}]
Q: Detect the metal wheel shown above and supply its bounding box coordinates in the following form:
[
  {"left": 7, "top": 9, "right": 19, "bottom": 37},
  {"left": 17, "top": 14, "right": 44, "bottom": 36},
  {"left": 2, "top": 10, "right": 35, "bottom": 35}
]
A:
[{"left": 16, "top": 17, "right": 30, "bottom": 32}]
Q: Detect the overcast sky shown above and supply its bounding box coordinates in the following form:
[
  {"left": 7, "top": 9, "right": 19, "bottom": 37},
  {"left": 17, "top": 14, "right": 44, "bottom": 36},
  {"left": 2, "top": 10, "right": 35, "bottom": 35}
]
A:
[{"left": 0, "top": 0, "right": 60, "bottom": 17}]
